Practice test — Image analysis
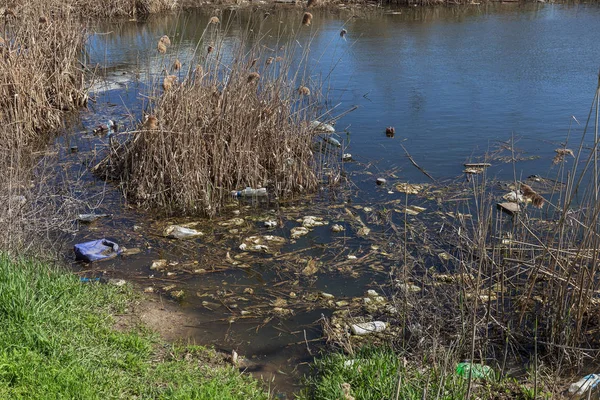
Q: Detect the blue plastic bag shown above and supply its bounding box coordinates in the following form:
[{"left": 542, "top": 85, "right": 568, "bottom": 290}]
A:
[{"left": 74, "top": 239, "right": 120, "bottom": 262}]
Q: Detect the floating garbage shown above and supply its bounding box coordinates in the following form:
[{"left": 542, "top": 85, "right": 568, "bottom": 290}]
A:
[
  {"left": 309, "top": 120, "right": 335, "bottom": 133},
  {"left": 497, "top": 202, "right": 520, "bottom": 216},
  {"left": 331, "top": 224, "right": 344, "bottom": 232},
  {"left": 77, "top": 213, "right": 110, "bottom": 223},
  {"left": 350, "top": 321, "right": 387, "bottom": 336},
  {"left": 342, "top": 153, "right": 352, "bottom": 161},
  {"left": 264, "top": 220, "right": 277, "bottom": 228},
  {"left": 74, "top": 239, "right": 120, "bottom": 262},
  {"left": 569, "top": 374, "right": 600, "bottom": 395},
  {"left": 300, "top": 216, "right": 327, "bottom": 228},
  {"left": 164, "top": 225, "right": 204, "bottom": 239},
  {"left": 396, "top": 183, "right": 423, "bottom": 194},
  {"left": 455, "top": 363, "right": 494, "bottom": 380},
  {"left": 240, "top": 235, "right": 286, "bottom": 253},
  {"left": 70, "top": 146, "right": 78, "bottom": 153},
  {"left": 231, "top": 187, "right": 268, "bottom": 197},
  {"left": 107, "top": 279, "right": 127, "bottom": 287},
  {"left": 291, "top": 226, "right": 310, "bottom": 239},
  {"left": 150, "top": 259, "right": 167, "bottom": 270},
  {"left": 323, "top": 136, "right": 341, "bottom": 147},
  {"left": 376, "top": 178, "right": 386, "bottom": 185},
  {"left": 503, "top": 191, "right": 524, "bottom": 203}
]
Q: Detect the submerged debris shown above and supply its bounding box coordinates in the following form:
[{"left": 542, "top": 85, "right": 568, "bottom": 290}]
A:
[
  {"left": 239, "top": 235, "right": 286, "bottom": 253},
  {"left": 310, "top": 120, "right": 335, "bottom": 133}
]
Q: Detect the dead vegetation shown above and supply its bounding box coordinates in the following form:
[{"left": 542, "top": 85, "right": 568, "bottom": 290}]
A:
[
  {"left": 96, "top": 15, "right": 341, "bottom": 217},
  {"left": 0, "top": 0, "right": 89, "bottom": 250}
]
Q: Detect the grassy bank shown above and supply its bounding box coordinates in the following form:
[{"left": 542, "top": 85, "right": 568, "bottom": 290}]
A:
[
  {"left": 0, "top": 255, "right": 270, "bottom": 399},
  {"left": 300, "top": 347, "right": 545, "bottom": 400}
]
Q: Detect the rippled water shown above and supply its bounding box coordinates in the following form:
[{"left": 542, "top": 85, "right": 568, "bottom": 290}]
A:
[{"left": 60, "top": 2, "right": 600, "bottom": 394}]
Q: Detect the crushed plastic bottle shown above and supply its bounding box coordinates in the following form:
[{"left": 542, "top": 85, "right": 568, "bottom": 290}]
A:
[
  {"left": 569, "top": 374, "right": 600, "bottom": 395},
  {"left": 231, "top": 187, "right": 268, "bottom": 197},
  {"left": 455, "top": 363, "right": 494, "bottom": 380},
  {"left": 323, "top": 136, "right": 341, "bottom": 148}
]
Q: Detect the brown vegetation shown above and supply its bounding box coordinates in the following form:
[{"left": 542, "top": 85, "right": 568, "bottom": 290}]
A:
[
  {"left": 97, "top": 28, "right": 335, "bottom": 217},
  {"left": 0, "top": 0, "right": 89, "bottom": 250}
]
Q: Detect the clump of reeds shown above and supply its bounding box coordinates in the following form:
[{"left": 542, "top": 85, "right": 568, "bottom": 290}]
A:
[
  {"left": 98, "top": 34, "right": 333, "bottom": 217},
  {"left": 0, "top": 0, "right": 89, "bottom": 251}
]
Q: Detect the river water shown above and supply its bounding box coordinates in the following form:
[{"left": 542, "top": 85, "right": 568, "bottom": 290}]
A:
[{"left": 58, "top": 2, "right": 600, "bottom": 395}]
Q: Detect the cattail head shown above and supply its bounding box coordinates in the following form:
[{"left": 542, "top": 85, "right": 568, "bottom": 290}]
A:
[
  {"left": 340, "top": 29, "right": 347, "bottom": 38},
  {"left": 266, "top": 57, "right": 274, "bottom": 65},
  {"left": 385, "top": 127, "right": 395, "bottom": 137},
  {"left": 207, "top": 45, "right": 214, "bottom": 54},
  {"left": 157, "top": 41, "right": 167, "bottom": 54},
  {"left": 302, "top": 12, "right": 313, "bottom": 26},
  {"left": 159, "top": 35, "right": 171, "bottom": 46},
  {"left": 144, "top": 115, "right": 158, "bottom": 130},
  {"left": 249, "top": 58, "right": 258, "bottom": 68},
  {"left": 173, "top": 59, "right": 182, "bottom": 71},
  {"left": 307, "top": 0, "right": 317, "bottom": 7},
  {"left": 247, "top": 72, "right": 260, "bottom": 83},
  {"left": 209, "top": 16, "right": 219, "bottom": 24},
  {"left": 39, "top": 15, "right": 48, "bottom": 24},
  {"left": 163, "top": 75, "right": 177, "bottom": 91},
  {"left": 298, "top": 86, "right": 310, "bottom": 96}
]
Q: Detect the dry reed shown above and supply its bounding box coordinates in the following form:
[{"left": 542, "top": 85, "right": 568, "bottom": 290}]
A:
[
  {"left": 97, "top": 29, "right": 334, "bottom": 217},
  {"left": 0, "top": 0, "right": 88, "bottom": 250}
]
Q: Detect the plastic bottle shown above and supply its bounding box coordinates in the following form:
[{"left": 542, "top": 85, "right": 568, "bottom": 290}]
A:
[
  {"left": 569, "top": 374, "right": 600, "bottom": 395},
  {"left": 231, "top": 187, "right": 268, "bottom": 197}
]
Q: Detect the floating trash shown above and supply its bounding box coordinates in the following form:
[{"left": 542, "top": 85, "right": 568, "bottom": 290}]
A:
[
  {"left": 291, "top": 226, "right": 310, "bottom": 239},
  {"left": 396, "top": 183, "right": 423, "bottom": 194},
  {"left": 74, "top": 239, "right": 120, "bottom": 262},
  {"left": 164, "top": 225, "right": 204, "bottom": 239},
  {"left": 310, "top": 120, "right": 335, "bottom": 133}
]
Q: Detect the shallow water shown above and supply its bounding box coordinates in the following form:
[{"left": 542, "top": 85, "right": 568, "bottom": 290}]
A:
[{"left": 59, "top": 2, "right": 600, "bottom": 395}]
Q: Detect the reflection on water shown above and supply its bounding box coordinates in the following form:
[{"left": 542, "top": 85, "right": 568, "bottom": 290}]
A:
[{"left": 66, "top": 2, "right": 600, "bottom": 394}]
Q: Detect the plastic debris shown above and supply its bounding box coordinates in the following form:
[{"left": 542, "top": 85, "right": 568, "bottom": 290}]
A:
[
  {"left": 331, "top": 224, "right": 344, "bottom": 232},
  {"left": 264, "top": 220, "right": 277, "bottom": 228},
  {"left": 164, "top": 225, "right": 204, "bottom": 239},
  {"left": 309, "top": 120, "right": 335, "bottom": 133},
  {"left": 497, "top": 202, "right": 520, "bottom": 216},
  {"left": 74, "top": 239, "right": 120, "bottom": 262},
  {"left": 396, "top": 183, "right": 423, "bottom": 194},
  {"left": 376, "top": 178, "right": 386, "bottom": 185},
  {"left": 323, "top": 136, "right": 341, "bottom": 147},
  {"left": 150, "top": 259, "right": 167, "bottom": 270},
  {"left": 569, "top": 374, "right": 600, "bottom": 395},
  {"left": 300, "top": 216, "right": 327, "bottom": 228},
  {"left": 342, "top": 153, "right": 352, "bottom": 161},
  {"left": 350, "top": 321, "right": 387, "bottom": 336},
  {"left": 108, "top": 279, "right": 127, "bottom": 287},
  {"left": 291, "top": 226, "right": 310, "bottom": 239},
  {"left": 231, "top": 187, "right": 268, "bottom": 197},
  {"left": 455, "top": 363, "right": 494, "bottom": 380},
  {"left": 77, "top": 213, "right": 110, "bottom": 223}
]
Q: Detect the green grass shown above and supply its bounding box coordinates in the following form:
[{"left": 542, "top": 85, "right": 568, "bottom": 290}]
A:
[
  {"left": 298, "top": 346, "right": 544, "bottom": 400},
  {"left": 0, "top": 255, "right": 269, "bottom": 399}
]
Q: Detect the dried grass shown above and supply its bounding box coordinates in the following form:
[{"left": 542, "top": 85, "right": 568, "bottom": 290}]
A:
[
  {"left": 0, "top": 0, "right": 89, "bottom": 250},
  {"left": 98, "top": 27, "right": 336, "bottom": 217}
]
